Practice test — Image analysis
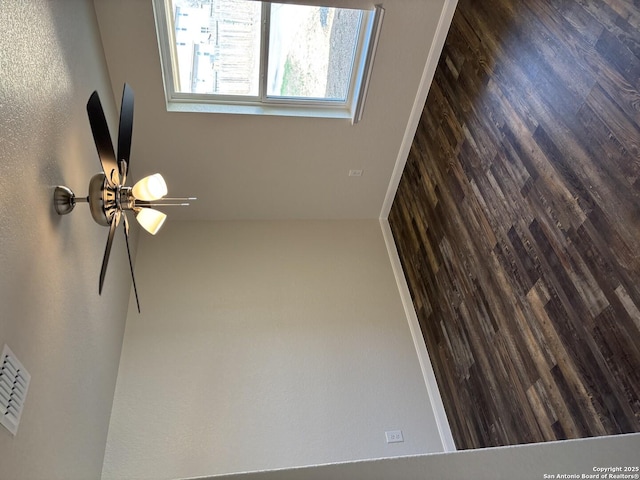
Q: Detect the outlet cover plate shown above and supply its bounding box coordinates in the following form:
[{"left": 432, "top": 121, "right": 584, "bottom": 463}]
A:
[{"left": 385, "top": 430, "right": 404, "bottom": 443}]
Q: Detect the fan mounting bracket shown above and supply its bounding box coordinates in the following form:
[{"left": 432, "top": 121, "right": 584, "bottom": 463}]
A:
[{"left": 53, "top": 185, "right": 77, "bottom": 216}]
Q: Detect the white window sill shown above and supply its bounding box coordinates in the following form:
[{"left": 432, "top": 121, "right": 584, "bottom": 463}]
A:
[{"left": 165, "top": 100, "right": 354, "bottom": 121}]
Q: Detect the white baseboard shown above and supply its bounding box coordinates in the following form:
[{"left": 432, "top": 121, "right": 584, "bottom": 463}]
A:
[
  {"left": 377, "top": 0, "right": 459, "bottom": 451},
  {"left": 380, "top": 219, "right": 456, "bottom": 452},
  {"left": 380, "top": 0, "right": 459, "bottom": 219}
]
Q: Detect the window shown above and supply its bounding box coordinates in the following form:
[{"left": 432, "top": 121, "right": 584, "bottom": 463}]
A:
[{"left": 152, "top": 0, "right": 384, "bottom": 122}]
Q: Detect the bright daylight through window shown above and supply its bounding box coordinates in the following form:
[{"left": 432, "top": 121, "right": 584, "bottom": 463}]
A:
[{"left": 152, "top": 0, "right": 383, "bottom": 122}]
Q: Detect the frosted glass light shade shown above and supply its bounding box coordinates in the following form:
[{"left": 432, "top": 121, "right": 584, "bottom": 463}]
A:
[
  {"left": 136, "top": 208, "right": 167, "bottom": 235},
  {"left": 132, "top": 174, "right": 168, "bottom": 201}
]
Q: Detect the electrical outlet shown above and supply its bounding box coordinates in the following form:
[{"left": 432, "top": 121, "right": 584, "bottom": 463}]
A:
[
  {"left": 349, "top": 169, "right": 363, "bottom": 177},
  {"left": 385, "top": 430, "right": 404, "bottom": 443}
]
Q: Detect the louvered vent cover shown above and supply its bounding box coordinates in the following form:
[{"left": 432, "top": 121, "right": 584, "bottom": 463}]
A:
[{"left": 0, "top": 345, "right": 31, "bottom": 435}]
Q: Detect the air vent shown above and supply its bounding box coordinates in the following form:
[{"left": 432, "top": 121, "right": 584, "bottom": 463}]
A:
[{"left": 0, "top": 345, "right": 31, "bottom": 435}]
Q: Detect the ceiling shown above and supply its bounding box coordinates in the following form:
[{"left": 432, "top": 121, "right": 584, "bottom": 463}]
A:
[{"left": 93, "top": 0, "right": 446, "bottom": 220}]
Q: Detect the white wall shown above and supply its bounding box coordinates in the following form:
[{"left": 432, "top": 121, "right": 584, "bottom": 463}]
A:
[
  {"left": 92, "top": 0, "right": 449, "bottom": 221},
  {"left": 0, "top": 1, "right": 134, "bottom": 478},
  {"left": 102, "top": 220, "right": 443, "bottom": 480},
  {"left": 196, "top": 433, "right": 640, "bottom": 480}
]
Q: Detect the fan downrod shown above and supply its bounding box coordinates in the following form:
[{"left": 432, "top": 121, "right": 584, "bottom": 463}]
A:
[{"left": 54, "top": 173, "right": 112, "bottom": 225}]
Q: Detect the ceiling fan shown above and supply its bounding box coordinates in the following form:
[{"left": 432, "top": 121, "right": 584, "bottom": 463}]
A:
[{"left": 54, "top": 84, "right": 193, "bottom": 312}]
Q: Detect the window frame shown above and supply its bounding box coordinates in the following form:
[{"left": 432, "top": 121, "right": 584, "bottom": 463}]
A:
[{"left": 152, "top": 0, "right": 384, "bottom": 123}]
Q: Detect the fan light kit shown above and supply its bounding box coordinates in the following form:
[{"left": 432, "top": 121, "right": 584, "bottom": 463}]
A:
[{"left": 54, "top": 84, "right": 194, "bottom": 312}]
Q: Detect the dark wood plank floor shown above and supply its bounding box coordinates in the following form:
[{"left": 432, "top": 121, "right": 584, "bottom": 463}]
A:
[{"left": 389, "top": 0, "right": 640, "bottom": 449}]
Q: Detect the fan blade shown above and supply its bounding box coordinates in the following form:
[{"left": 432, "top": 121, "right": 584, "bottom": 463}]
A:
[
  {"left": 99, "top": 211, "right": 120, "bottom": 295},
  {"left": 122, "top": 214, "right": 141, "bottom": 313},
  {"left": 87, "top": 91, "right": 119, "bottom": 187},
  {"left": 123, "top": 210, "right": 130, "bottom": 236},
  {"left": 117, "top": 84, "right": 134, "bottom": 185}
]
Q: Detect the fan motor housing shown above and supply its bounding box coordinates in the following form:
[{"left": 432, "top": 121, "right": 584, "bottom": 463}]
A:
[{"left": 88, "top": 173, "right": 114, "bottom": 226}]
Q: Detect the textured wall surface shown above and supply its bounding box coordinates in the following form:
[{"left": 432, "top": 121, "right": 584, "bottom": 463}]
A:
[
  {"left": 0, "top": 1, "right": 133, "bottom": 478},
  {"left": 199, "top": 433, "right": 640, "bottom": 480},
  {"left": 102, "top": 220, "right": 443, "bottom": 480},
  {"left": 91, "top": 0, "right": 448, "bottom": 221}
]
